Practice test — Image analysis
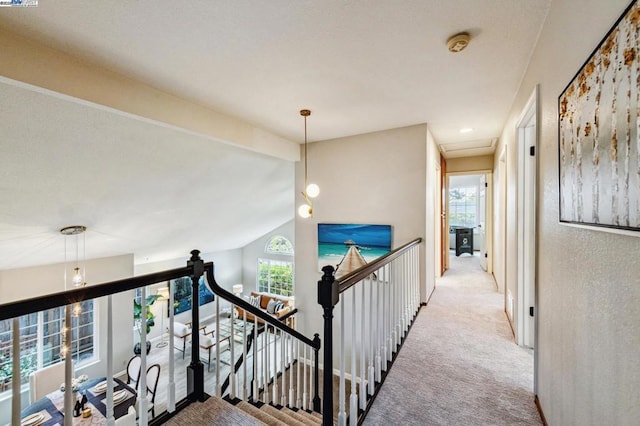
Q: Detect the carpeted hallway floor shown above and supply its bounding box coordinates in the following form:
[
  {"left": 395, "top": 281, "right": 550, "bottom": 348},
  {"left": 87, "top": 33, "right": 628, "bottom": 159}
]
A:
[{"left": 363, "top": 252, "right": 542, "bottom": 426}]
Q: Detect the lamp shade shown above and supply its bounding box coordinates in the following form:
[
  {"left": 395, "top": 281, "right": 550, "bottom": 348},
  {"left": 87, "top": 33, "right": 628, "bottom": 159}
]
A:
[{"left": 232, "top": 284, "right": 243, "bottom": 295}]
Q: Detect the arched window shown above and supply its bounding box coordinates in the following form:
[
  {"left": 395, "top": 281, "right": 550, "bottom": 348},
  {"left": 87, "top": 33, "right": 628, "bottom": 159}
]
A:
[
  {"left": 264, "top": 236, "right": 294, "bottom": 255},
  {"left": 258, "top": 236, "right": 294, "bottom": 297}
]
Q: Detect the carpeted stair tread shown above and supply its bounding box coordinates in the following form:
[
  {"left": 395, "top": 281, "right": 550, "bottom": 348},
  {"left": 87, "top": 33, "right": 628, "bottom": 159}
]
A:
[
  {"left": 282, "top": 406, "right": 321, "bottom": 425},
  {"left": 237, "top": 401, "right": 286, "bottom": 426},
  {"left": 309, "top": 410, "right": 323, "bottom": 420},
  {"left": 260, "top": 403, "right": 307, "bottom": 426},
  {"left": 164, "top": 396, "right": 265, "bottom": 425}
]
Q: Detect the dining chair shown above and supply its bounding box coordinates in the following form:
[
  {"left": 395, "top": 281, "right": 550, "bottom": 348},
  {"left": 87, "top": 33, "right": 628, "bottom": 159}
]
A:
[
  {"left": 29, "top": 362, "right": 68, "bottom": 403},
  {"left": 126, "top": 355, "right": 141, "bottom": 387},
  {"left": 136, "top": 364, "right": 160, "bottom": 418},
  {"left": 114, "top": 406, "right": 137, "bottom": 426}
]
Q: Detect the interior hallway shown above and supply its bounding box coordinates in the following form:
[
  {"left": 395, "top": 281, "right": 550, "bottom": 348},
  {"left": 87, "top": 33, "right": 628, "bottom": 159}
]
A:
[{"left": 363, "top": 253, "right": 541, "bottom": 425}]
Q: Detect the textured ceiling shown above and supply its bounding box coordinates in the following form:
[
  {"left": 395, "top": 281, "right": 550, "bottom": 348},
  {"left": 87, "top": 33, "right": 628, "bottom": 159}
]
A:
[
  {"left": 0, "top": 0, "right": 551, "bottom": 270},
  {"left": 0, "top": 0, "right": 551, "bottom": 148}
]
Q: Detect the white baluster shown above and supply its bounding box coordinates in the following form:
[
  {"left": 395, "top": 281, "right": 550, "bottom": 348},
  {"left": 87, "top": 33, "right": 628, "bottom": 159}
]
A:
[
  {"left": 230, "top": 309, "right": 236, "bottom": 399},
  {"left": 106, "top": 296, "right": 114, "bottom": 425},
  {"left": 253, "top": 316, "right": 259, "bottom": 401},
  {"left": 281, "top": 328, "right": 286, "bottom": 406},
  {"left": 375, "top": 270, "right": 382, "bottom": 382},
  {"left": 368, "top": 275, "right": 375, "bottom": 395},
  {"left": 380, "top": 265, "right": 387, "bottom": 370},
  {"left": 215, "top": 298, "right": 221, "bottom": 396},
  {"left": 349, "top": 287, "right": 358, "bottom": 426},
  {"left": 265, "top": 325, "right": 270, "bottom": 404},
  {"left": 359, "top": 281, "right": 366, "bottom": 410},
  {"left": 11, "top": 317, "right": 21, "bottom": 426},
  {"left": 302, "top": 344, "right": 308, "bottom": 411},
  {"left": 139, "top": 287, "right": 148, "bottom": 426},
  {"left": 168, "top": 283, "right": 176, "bottom": 411},
  {"left": 404, "top": 254, "right": 409, "bottom": 327},
  {"left": 243, "top": 311, "right": 248, "bottom": 400},
  {"left": 272, "top": 328, "right": 278, "bottom": 403},
  {"left": 296, "top": 340, "right": 302, "bottom": 408},
  {"left": 395, "top": 259, "right": 401, "bottom": 350},
  {"left": 338, "top": 296, "right": 346, "bottom": 425},
  {"left": 289, "top": 335, "right": 294, "bottom": 407}
]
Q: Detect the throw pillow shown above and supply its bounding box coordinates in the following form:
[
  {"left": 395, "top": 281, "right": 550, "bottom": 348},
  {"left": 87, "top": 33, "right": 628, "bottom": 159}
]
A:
[
  {"left": 266, "top": 299, "right": 279, "bottom": 314},
  {"left": 245, "top": 295, "right": 261, "bottom": 308},
  {"left": 273, "top": 301, "right": 285, "bottom": 313}
]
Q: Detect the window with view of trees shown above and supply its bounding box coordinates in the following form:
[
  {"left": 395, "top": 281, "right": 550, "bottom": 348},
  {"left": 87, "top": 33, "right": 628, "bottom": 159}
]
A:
[
  {"left": 0, "top": 301, "right": 95, "bottom": 393},
  {"left": 257, "top": 236, "right": 294, "bottom": 297},
  {"left": 449, "top": 186, "right": 478, "bottom": 228}
]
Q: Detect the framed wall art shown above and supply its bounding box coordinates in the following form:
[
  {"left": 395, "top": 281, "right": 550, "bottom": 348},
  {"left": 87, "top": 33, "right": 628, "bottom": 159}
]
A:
[
  {"left": 318, "top": 223, "right": 392, "bottom": 279},
  {"left": 170, "top": 275, "right": 215, "bottom": 315},
  {"left": 558, "top": 0, "right": 640, "bottom": 233}
]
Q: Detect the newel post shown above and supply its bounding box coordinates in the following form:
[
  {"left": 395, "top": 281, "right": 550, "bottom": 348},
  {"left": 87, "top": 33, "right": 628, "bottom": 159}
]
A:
[
  {"left": 187, "top": 250, "right": 205, "bottom": 402},
  {"left": 318, "top": 265, "right": 339, "bottom": 425}
]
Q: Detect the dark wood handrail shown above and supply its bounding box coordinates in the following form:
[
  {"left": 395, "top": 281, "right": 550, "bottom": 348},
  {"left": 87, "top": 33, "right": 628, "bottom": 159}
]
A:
[
  {"left": 203, "top": 265, "right": 319, "bottom": 349},
  {"left": 335, "top": 237, "right": 422, "bottom": 294},
  {"left": 0, "top": 265, "right": 194, "bottom": 321}
]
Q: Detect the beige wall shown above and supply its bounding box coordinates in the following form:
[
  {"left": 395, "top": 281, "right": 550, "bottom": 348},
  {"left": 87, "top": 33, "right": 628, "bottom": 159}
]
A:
[
  {"left": 0, "top": 28, "right": 298, "bottom": 162},
  {"left": 294, "top": 125, "right": 428, "bottom": 363},
  {"left": 494, "top": 0, "right": 640, "bottom": 423},
  {"left": 446, "top": 155, "right": 494, "bottom": 173}
]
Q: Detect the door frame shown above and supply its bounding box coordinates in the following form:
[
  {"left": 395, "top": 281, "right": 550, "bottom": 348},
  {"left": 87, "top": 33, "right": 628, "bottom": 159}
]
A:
[
  {"left": 516, "top": 86, "right": 538, "bottom": 350},
  {"left": 445, "top": 170, "right": 493, "bottom": 271},
  {"left": 440, "top": 155, "right": 448, "bottom": 274}
]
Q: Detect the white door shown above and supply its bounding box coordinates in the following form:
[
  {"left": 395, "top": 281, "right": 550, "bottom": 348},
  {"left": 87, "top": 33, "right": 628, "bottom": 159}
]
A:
[{"left": 479, "top": 175, "right": 487, "bottom": 271}]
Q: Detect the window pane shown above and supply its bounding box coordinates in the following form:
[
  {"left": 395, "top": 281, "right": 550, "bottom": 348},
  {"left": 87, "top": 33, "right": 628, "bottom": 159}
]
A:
[
  {"left": 265, "top": 236, "right": 294, "bottom": 255},
  {"left": 257, "top": 258, "right": 293, "bottom": 297}
]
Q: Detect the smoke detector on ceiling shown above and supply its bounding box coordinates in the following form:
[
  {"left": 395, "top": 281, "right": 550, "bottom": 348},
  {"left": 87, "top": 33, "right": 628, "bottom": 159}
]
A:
[{"left": 447, "top": 32, "right": 470, "bottom": 53}]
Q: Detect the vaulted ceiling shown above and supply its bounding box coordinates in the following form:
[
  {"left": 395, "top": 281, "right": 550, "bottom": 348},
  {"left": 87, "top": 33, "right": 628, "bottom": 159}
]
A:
[{"left": 0, "top": 0, "right": 551, "bottom": 269}]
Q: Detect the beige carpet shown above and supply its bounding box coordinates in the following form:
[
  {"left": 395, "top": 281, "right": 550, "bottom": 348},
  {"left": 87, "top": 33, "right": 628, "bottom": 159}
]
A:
[
  {"left": 164, "top": 395, "right": 265, "bottom": 425},
  {"left": 363, "top": 252, "right": 541, "bottom": 425}
]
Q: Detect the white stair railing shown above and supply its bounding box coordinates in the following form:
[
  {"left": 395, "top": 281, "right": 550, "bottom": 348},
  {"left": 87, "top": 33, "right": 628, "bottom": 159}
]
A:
[{"left": 318, "top": 238, "right": 422, "bottom": 426}]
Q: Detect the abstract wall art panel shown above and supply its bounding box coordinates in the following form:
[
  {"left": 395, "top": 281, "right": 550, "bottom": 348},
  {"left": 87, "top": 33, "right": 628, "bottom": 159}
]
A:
[{"left": 558, "top": 0, "right": 640, "bottom": 232}]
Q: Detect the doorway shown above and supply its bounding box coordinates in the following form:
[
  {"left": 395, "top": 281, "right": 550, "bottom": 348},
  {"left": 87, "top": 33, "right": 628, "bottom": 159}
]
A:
[{"left": 446, "top": 172, "right": 493, "bottom": 269}]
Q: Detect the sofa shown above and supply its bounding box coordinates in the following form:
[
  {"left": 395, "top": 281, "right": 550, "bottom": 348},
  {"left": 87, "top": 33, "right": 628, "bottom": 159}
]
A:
[{"left": 235, "top": 292, "right": 294, "bottom": 325}]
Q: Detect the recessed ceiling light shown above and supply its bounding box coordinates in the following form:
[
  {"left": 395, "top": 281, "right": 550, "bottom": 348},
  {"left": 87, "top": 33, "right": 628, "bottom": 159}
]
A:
[{"left": 460, "top": 128, "right": 473, "bottom": 133}]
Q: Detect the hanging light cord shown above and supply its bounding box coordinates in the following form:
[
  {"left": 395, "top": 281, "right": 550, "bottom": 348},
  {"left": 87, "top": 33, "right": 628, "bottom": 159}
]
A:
[{"left": 304, "top": 113, "right": 308, "bottom": 190}]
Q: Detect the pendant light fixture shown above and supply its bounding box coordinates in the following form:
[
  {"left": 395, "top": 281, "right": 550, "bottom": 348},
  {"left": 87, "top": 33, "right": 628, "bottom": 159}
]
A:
[
  {"left": 298, "top": 109, "right": 319, "bottom": 218},
  {"left": 59, "top": 225, "right": 87, "bottom": 368},
  {"left": 60, "top": 225, "right": 87, "bottom": 288}
]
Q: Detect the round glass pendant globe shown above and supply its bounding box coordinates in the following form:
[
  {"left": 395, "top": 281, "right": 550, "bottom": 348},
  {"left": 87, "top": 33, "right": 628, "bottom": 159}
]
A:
[
  {"left": 298, "top": 204, "right": 312, "bottom": 218},
  {"left": 306, "top": 183, "right": 320, "bottom": 198}
]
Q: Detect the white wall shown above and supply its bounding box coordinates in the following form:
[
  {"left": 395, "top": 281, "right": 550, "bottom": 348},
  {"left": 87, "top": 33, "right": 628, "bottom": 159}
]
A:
[
  {"left": 134, "top": 249, "right": 242, "bottom": 335},
  {"left": 295, "top": 125, "right": 428, "bottom": 363},
  {"left": 494, "top": 0, "right": 640, "bottom": 423},
  {"left": 0, "top": 254, "right": 133, "bottom": 425},
  {"left": 241, "top": 220, "right": 295, "bottom": 295}
]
